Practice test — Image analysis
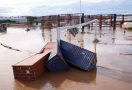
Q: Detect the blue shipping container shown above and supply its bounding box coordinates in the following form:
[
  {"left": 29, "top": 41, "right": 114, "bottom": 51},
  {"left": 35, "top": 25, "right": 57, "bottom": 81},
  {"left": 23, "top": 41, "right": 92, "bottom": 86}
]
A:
[
  {"left": 60, "top": 40, "right": 97, "bottom": 71},
  {"left": 46, "top": 46, "right": 69, "bottom": 72}
]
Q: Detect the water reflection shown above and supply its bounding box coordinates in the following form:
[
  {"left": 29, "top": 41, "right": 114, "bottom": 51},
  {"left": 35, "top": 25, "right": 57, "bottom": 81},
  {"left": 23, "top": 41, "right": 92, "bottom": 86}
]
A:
[
  {"left": 41, "top": 27, "right": 45, "bottom": 41},
  {"left": 112, "top": 29, "right": 116, "bottom": 44},
  {"left": 93, "top": 42, "right": 97, "bottom": 53},
  {"left": 14, "top": 68, "right": 97, "bottom": 90},
  {"left": 99, "top": 29, "right": 102, "bottom": 38}
]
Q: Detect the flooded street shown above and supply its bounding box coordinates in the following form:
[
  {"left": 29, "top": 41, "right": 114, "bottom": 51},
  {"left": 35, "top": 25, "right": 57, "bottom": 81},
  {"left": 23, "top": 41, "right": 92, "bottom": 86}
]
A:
[{"left": 0, "top": 25, "right": 132, "bottom": 90}]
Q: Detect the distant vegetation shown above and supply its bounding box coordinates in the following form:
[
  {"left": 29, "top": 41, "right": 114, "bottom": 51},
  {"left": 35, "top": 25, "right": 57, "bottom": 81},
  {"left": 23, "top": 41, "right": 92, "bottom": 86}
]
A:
[
  {"left": 0, "top": 20, "right": 16, "bottom": 24},
  {"left": 27, "top": 16, "right": 37, "bottom": 22}
]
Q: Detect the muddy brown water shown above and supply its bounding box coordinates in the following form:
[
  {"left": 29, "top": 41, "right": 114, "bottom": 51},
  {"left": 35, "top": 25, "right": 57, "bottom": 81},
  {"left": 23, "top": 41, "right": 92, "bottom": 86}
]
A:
[{"left": 0, "top": 25, "right": 132, "bottom": 90}]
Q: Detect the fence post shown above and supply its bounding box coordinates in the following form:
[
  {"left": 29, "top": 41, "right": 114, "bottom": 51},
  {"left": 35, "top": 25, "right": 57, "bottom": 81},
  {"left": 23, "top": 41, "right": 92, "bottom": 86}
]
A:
[
  {"left": 98, "top": 15, "right": 102, "bottom": 30},
  {"left": 113, "top": 14, "right": 116, "bottom": 30}
]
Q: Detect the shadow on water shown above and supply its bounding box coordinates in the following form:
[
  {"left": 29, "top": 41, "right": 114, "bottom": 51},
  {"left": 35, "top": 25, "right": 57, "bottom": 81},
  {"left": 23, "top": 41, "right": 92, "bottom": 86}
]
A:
[{"left": 16, "top": 68, "right": 97, "bottom": 89}]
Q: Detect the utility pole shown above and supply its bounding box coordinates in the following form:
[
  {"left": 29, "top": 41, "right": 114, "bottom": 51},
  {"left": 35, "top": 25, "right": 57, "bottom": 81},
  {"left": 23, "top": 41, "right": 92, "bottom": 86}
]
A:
[
  {"left": 80, "top": 0, "right": 82, "bottom": 29},
  {"left": 80, "top": 0, "right": 81, "bottom": 13}
]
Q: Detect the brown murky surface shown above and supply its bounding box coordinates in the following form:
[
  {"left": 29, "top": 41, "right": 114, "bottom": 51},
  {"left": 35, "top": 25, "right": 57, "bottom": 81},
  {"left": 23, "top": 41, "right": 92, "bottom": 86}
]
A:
[{"left": 0, "top": 25, "right": 132, "bottom": 90}]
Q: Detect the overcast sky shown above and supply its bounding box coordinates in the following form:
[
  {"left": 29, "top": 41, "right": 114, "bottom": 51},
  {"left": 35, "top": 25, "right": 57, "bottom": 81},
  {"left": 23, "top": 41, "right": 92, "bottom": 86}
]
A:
[{"left": 0, "top": 0, "right": 132, "bottom": 16}]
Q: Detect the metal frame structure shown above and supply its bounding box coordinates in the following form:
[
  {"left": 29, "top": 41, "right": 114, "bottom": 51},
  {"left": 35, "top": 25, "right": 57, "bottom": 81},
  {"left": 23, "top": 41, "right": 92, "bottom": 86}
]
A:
[
  {"left": 47, "top": 19, "right": 99, "bottom": 72},
  {"left": 56, "top": 19, "right": 98, "bottom": 54}
]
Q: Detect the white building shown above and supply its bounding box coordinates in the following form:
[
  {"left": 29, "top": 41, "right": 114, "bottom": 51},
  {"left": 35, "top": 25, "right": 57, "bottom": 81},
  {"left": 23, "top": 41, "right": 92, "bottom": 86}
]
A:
[{"left": 0, "top": 16, "right": 27, "bottom": 24}]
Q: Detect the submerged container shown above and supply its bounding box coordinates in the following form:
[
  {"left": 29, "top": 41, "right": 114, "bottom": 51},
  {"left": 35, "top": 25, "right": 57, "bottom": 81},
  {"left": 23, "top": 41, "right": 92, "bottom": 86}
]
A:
[
  {"left": 0, "top": 24, "right": 7, "bottom": 32},
  {"left": 60, "top": 40, "right": 97, "bottom": 71},
  {"left": 12, "top": 42, "right": 55, "bottom": 80},
  {"left": 46, "top": 45, "right": 69, "bottom": 72}
]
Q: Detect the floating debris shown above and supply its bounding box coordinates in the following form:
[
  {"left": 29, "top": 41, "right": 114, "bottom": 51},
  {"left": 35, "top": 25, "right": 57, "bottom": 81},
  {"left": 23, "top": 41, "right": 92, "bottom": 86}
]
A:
[
  {"left": 0, "top": 42, "right": 21, "bottom": 52},
  {"left": 69, "top": 28, "right": 78, "bottom": 37},
  {"left": 25, "top": 28, "right": 30, "bottom": 31},
  {"left": 93, "top": 38, "right": 99, "bottom": 43}
]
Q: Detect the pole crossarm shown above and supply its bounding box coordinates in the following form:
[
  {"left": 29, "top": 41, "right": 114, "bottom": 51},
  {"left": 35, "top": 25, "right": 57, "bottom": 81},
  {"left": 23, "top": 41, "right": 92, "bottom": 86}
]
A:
[{"left": 57, "top": 19, "right": 98, "bottom": 30}]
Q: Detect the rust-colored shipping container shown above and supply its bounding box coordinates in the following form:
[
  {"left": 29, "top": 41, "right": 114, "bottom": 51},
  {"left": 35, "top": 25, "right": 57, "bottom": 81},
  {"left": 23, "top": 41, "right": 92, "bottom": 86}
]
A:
[{"left": 12, "top": 42, "right": 55, "bottom": 80}]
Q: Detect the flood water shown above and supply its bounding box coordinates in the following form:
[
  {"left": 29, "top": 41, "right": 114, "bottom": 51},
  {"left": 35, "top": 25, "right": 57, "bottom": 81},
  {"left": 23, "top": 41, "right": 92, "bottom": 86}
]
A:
[{"left": 0, "top": 25, "right": 132, "bottom": 90}]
